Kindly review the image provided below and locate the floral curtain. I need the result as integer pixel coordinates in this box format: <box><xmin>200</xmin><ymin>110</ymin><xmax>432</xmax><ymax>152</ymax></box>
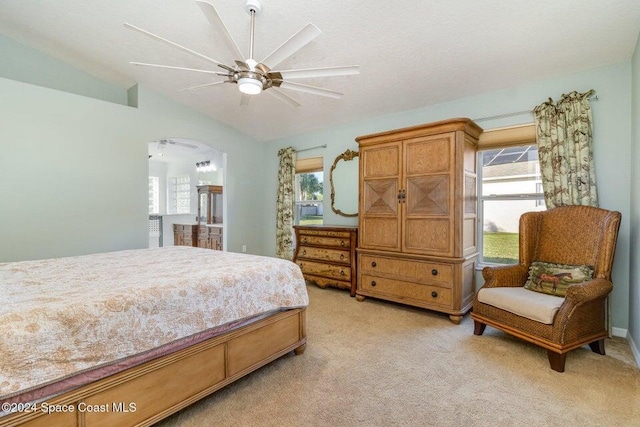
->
<box><xmin>534</xmin><ymin>90</ymin><xmax>598</xmax><ymax>209</ymax></box>
<box><xmin>276</xmin><ymin>147</ymin><xmax>296</xmax><ymax>259</ymax></box>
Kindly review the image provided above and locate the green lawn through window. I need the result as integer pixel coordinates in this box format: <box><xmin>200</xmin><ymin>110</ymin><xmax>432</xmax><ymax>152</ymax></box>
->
<box><xmin>299</xmin><ymin>215</ymin><xmax>323</xmax><ymax>225</ymax></box>
<box><xmin>483</xmin><ymin>232</ymin><xmax>518</xmax><ymax>264</ymax></box>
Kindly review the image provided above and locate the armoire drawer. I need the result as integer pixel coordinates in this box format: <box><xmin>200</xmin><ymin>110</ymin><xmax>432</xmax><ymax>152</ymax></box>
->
<box><xmin>360</xmin><ymin>274</ymin><xmax>452</xmax><ymax>307</ymax></box>
<box><xmin>296</xmin><ymin>260</ymin><xmax>351</xmax><ymax>281</ymax></box>
<box><xmin>297</xmin><ymin>246</ymin><xmax>351</xmax><ymax>264</ymax></box>
<box><xmin>359</xmin><ymin>254</ymin><xmax>453</xmax><ymax>287</ymax></box>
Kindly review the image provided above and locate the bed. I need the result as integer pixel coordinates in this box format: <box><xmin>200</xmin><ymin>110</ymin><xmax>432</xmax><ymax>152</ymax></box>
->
<box><xmin>0</xmin><ymin>247</ymin><xmax>308</xmax><ymax>427</ymax></box>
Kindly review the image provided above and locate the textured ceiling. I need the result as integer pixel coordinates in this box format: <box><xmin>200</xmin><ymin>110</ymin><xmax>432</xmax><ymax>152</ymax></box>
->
<box><xmin>1</xmin><ymin>0</ymin><xmax>639</xmax><ymax>142</ymax></box>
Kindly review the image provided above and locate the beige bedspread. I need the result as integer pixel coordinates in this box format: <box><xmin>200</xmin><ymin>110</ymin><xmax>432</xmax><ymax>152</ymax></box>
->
<box><xmin>0</xmin><ymin>247</ymin><xmax>308</xmax><ymax>399</ymax></box>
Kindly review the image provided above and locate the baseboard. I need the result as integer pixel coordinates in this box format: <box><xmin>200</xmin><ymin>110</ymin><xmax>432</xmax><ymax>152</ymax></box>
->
<box><xmin>629</xmin><ymin>334</ymin><xmax>640</xmax><ymax>369</ymax></box>
<box><xmin>612</xmin><ymin>327</ymin><xmax>627</xmax><ymax>338</ymax></box>
<box><xmin>611</xmin><ymin>327</ymin><xmax>640</xmax><ymax>368</ymax></box>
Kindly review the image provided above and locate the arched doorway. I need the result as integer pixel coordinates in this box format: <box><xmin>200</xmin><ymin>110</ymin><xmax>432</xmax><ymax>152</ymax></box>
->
<box><xmin>147</xmin><ymin>138</ymin><xmax>226</xmax><ymax>250</ymax></box>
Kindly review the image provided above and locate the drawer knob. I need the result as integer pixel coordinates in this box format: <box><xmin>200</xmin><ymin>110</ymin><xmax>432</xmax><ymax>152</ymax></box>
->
<box><xmin>431</xmin><ymin>291</ymin><xmax>438</xmax><ymax>298</ymax></box>
<box><xmin>371</xmin><ymin>280</ymin><xmax>377</xmax><ymax>287</ymax></box>
<box><xmin>340</xmin><ymin>270</ymin><xmax>345</xmax><ymax>276</ymax></box>
<box><xmin>302</xmin><ymin>237</ymin><xmax>307</xmax><ymax>243</ymax></box>
<box><xmin>371</xmin><ymin>261</ymin><xmax>377</xmax><ymax>267</ymax></box>
<box><xmin>340</xmin><ymin>240</ymin><xmax>345</xmax><ymax>247</ymax></box>
<box><xmin>302</xmin><ymin>250</ymin><xmax>306</xmax><ymax>255</ymax></box>
<box><xmin>340</xmin><ymin>254</ymin><xmax>345</xmax><ymax>260</ymax></box>
<box><xmin>431</xmin><ymin>269</ymin><xmax>438</xmax><ymax>276</ymax></box>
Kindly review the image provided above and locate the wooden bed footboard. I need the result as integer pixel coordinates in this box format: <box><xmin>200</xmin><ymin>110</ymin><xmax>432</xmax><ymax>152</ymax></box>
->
<box><xmin>1</xmin><ymin>308</ymin><xmax>307</xmax><ymax>427</ymax></box>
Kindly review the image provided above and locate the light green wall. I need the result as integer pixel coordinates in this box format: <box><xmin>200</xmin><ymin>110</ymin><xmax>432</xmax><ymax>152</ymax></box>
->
<box><xmin>0</xmin><ymin>79</ymin><xmax>265</xmax><ymax>261</ymax></box>
<box><xmin>264</xmin><ymin>62</ymin><xmax>633</xmax><ymax>331</ymax></box>
<box><xmin>0</xmin><ymin>34</ymin><xmax>127</xmax><ymax>105</ymax></box>
<box><xmin>629</xmin><ymin>32</ymin><xmax>640</xmax><ymax>356</ymax></box>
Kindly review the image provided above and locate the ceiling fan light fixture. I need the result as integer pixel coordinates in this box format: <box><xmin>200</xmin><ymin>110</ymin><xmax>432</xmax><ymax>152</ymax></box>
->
<box><xmin>238</xmin><ymin>77</ymin><xmax>263</xmax><ymax>95</ymax></box>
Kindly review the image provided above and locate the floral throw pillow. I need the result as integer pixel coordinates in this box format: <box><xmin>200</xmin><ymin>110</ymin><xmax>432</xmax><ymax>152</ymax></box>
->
<box><xmin>523</xmin><ymin>261</ymin><xmax>594</xmax><ymax>297</ymax></box>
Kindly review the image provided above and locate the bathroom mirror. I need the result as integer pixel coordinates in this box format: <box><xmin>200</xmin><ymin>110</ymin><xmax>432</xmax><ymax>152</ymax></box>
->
<box><xmin>330</xmin><ymin>149</ymin><xmax>359</xmax><ymax>217</ymax></box>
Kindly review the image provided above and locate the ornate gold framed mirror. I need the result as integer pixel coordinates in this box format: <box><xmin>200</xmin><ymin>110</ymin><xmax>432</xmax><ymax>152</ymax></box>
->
<box><xmin>330</xmin><ymin>149</ymin><xmax>359</xmax><ymax>217</ymax></box>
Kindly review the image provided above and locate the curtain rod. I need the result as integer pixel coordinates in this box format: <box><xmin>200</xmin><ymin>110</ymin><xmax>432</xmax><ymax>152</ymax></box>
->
<box><xmin>473</xmin><ymin>95</ymin><xmax>599</xmax><ymax>123</ymax></box>
<box><xmin>295</xmin><ymin>144</ymin><xmax>327</xmax><ymax>153</ymax></box>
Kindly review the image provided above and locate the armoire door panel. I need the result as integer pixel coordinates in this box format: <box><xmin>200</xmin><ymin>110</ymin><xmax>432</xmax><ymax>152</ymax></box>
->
<box><xmin>464</xmin><ymin>175</ymin><xmax>477</xmax><ymax>214</ymax></box>
<box><xmin>406</xmin><ymin>175</ymin><xmax>450</xmax><ymax>216</ymax></box>
<box><xmin>363</xmin><ymin>179</ymin><xmax>398</xmax><ymax>215</ymax></box>
<box><xmin>463</xmin><ymin>217</ymin><xmax>477</xmax><ymax>254</ymax></box>
<box><xmin>405</xmin><ymin>135</ymin><xmax>452</xmax><ymax>175</ymax></box>
<box><xmin>403</xmin><ymin>218</ymin><xmax>452</xmax><ymax>255</ymax></box>
<box><xmin>464</xmin><ymin>135</ymin><xmax>477</xmax><ymax>174</ymax></box>
<box><xmin>361</xmin><ymin>217</ymin><xmax>401</xmax><ymax>250</ymax></box>
<box><xmin>362</xmin><ymin>143</ymin><xmax>401</xmax><ymax>178</ymax></box>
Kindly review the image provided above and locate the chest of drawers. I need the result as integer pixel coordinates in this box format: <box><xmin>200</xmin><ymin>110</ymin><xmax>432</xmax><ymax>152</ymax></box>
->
<box><xmin>173</xmin><ymin>224</ymin><xmax>197</xmax><ymax>247</ymax></box>
<box><xmin>173</xmin><ymin>224</ymin><xmax>223</xmax><ymax>250</ymax></box>
<box><xmin>293</xmin><ymin>225</ymin><xmax>358</xmax><ymax>296</ymax></box>
<box><xmin>198</xmin><ymin>225</ymin><xmax>223</xmax><ymax>250</ymax></box>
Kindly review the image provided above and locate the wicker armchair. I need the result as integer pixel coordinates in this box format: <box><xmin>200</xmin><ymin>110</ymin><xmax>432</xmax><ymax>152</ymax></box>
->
<box><xmin>472</xmin><ymin>205</ymin><xmax>621</xmax><ymax>372</ymax></box>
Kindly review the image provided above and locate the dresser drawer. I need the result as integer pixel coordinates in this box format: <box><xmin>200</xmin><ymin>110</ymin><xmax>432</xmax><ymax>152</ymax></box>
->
<box><xmin>360</xmin><ymin>274</ymin><xmax>452</xmax><ymax>307</ymax></box>
<box><xmin>297</xmin><ymin>246</ymin><xmax>351</xmax><ymax>264</ymax></box>
<box><xmin>302</xmin><ymin>275</ymin><xmax>352</xmax><ymax>292</ymax></box>
<box><xmin>298</xmin><ymin>229</ymin><xmax>352</xmax><ymax>238</ymax></box>
<box><xmin>298</xmin><ymin>235</ymin><xmax>351</xmax><ymax>248</ymax></box>
<box><xmin>359</xmin><ymin>254</ymin><xmax>453</xmax><ymax>287</ymax></box>
<box><xmin>199</xmin><ymin>227</ymin><xmax>222</xmax><ymax>236</ymax></box>
<box><xmin>296</xmin><ymin>260</ymin><xmax>351</xmax><ymax>281</ymax></box>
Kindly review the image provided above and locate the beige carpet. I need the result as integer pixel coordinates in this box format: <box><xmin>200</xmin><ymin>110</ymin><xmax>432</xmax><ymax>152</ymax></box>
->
<box><xmin>158</xmin><ymin>284</ymin><xmax>640</xmax><ymax>427</ymax></box>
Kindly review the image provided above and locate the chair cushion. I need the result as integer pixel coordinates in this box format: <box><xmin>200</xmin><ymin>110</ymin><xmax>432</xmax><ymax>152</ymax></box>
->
<box><xmin>523</xmin><ymin>261</ymin><xmax>594</xmax><ymax>297</ymax></box>
<box><xmin>477</xmin><ymin>287</ymin><xmax>565</xmax><ymax>324</ymax></box>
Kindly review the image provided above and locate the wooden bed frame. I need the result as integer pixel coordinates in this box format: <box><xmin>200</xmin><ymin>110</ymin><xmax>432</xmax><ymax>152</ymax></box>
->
<box><xmin>0</xmin><ymin>308</ymin><xmax>306</xmax><ymax>427</ymax></box>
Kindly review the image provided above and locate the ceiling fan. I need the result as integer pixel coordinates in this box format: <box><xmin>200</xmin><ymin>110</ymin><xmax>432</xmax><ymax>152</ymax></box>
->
<box><xmin>156</xmin><ymin>139</ymin><xmax>198</xmax><ymax>149</ymax></box>
<box><xmin>124</xmin><ymin>0</ymin><xmax>359</xmax><ymax>107</ymax></box>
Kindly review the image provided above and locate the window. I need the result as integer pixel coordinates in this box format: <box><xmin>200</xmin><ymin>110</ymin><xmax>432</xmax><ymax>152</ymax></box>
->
<box><xmin>478</xmin><ymin>145</ymin><xmax>545</xmax><ymax>265</ymax></box>
<box><xmin>535</xmin><ymin>183</ymin><xmax>544</xmax><ymax>207</ymax></box>
<box><xmin>168</xmin><ymin>176</ymin><xmax>191</xmax><ymax>214</ymax></box>
<box><xmin>295</xmin><ymin>157</ymin><xmax>323</xmax><ymax>225</ymax></box>
<box><xmin>148</xmin><ymin>176</ymin><xmax>159</xmax><ymax>214</ymax></box>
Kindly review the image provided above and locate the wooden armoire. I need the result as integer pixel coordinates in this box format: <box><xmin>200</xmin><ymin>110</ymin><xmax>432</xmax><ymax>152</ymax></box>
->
<box><xmin>355</xmin><ymin>118</ymin><xmax>482</xmax><ymax>324</ymax></box>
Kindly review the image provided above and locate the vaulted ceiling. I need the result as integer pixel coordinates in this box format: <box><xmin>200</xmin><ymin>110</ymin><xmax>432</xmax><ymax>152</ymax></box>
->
<box><xmin>1</xmin><ymin>0</ymin><xmax>639</xmax><ymax>141</ymax></box>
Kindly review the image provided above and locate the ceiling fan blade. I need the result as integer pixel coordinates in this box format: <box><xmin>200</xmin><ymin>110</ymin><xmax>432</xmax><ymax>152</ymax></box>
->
<box><xmin>123</xmin><ymin>22</ymin><xmax>224</xmax><ymax>66</ymax></box>
<box><xmin>276</xmin><ymin>81</ymin><xmax>342</xmax><ymax>99</ymax></box>
<box><xmin>180</xmin><ymin>81</ymin><xmax>227</xmax><ymax>91</ymax></box>
<box><xmin>218</xmin><ymin>64</ymin><xmax>236</xmax><ymax>73</ymax></box>
<box><xmin>270</xmin><ymin>65</ymin><xmax>360</xmax><ymax>80</ymax></box>
<box><xmin>260</xmin><ymin>23</ymin><xmax>321</xmax><ymax>69</ymax></box>
<box><xmin>169</xmin><ymin>141</ymin><xmax>198</xmax><ymax>148</ymax></box>
<box><xmin>240</xmin><ymin>94</ymin><xmax>251</xmax><ymax>106</ymax></box>
<box><xmin>169</xmin><ymin>140</ymin><xmax>198</xmax><ymax>149</ymax></box>
<box><xmin>265</xmin><ymin>88</ymin><xmax>302</xmax><ymax>108</ymax></box>
<box><xmin>255</xmin><ymin>63</ymin><xmax>270</xmax><ymax>74</ymax></box>
<box><xmin>130</xmin><ymin>62</ymin><xmax>220</xmax><ymax>75</ymax></box>
<box><xmin>235</xmin><ymin>60</ymin><xmax>250</xmax><ymax>70</ymax></box>
<box><xmin>196</xmin><ymin>1</ymin><xmax>245</xmax><ymax>60</ymax></box>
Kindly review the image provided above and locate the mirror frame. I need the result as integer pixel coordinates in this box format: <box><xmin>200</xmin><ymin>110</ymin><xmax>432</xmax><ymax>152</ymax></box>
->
<box><xmin>330</xmin><ymin>149</ymin><xmax>359</xmax><ymax>217</ymax></box>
